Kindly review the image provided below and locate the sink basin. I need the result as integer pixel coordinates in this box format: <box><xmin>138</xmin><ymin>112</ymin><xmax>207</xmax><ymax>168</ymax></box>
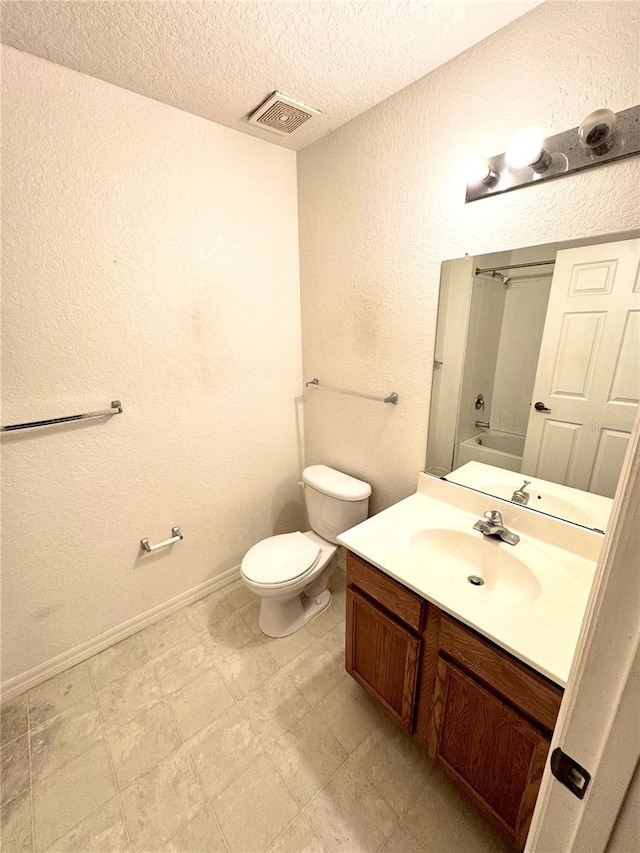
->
<box><xmin>410</xmin><ymin>528</ymin><xmax>542</xmax><ymax>604</ymax></box>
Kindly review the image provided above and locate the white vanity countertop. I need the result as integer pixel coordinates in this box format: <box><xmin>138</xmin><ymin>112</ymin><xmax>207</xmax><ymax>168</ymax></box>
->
<box><xmin>337</xmin><ymin>474</ymin><xmax>603</xmax><ymax>687</ymax></box>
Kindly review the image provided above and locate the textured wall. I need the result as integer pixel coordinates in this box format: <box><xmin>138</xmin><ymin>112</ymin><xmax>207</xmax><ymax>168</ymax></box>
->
<box><xmin>298</xmin><ymin>0</ymin><xmax>640</xmax><ymax>514</ymax></box>
<box><xmin>1</xmin><ymin>48</ymin><xmax>303</xmax><ymax>682</ymax></box>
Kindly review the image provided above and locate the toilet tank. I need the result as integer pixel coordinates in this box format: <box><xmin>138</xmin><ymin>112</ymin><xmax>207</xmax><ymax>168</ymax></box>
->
<box><xmin>301</xmin><ymin>465</ymin><xmax>371</xmax><ymax>544</ymax></box>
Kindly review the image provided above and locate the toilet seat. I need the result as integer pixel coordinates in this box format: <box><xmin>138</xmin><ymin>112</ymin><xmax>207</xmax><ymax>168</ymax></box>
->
<box><xmin>241</xmin><ymin>532</ymin><xmax>321</xmax><ymax>587</ymax></box>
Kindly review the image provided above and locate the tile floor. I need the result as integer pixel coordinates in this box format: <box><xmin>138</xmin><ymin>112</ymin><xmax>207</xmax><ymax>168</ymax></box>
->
<box><xmin>1</xmin><ymin>567</ymin><xmax>509</xmax><ymax>853</ymax></box>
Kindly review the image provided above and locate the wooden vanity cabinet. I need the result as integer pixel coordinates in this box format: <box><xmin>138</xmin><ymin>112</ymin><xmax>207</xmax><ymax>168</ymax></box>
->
<box><xmin>345</xmin><ymin>554</ymin><xmax>424</xmax><ymax>733</ymax></box>
<box><xmin>429</xmin><ymin>654</ymin><xmax>553</xmax><ymax>849</ymax></box>
<box><xmin>346</xmin><ymin>552</ymin><xmax>563</xmax><ymax>851</ymax></box>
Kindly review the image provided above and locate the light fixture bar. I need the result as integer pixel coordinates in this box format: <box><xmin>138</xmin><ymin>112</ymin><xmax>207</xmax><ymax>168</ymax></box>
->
<box><xmin>465</xmin><ymin>104</ymin><xmax>640</xmax><ymax>203</ymax></box>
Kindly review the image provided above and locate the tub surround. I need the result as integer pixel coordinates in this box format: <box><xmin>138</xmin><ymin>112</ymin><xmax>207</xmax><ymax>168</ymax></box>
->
<box><xmin>338</xmin><ymin>474</ymin><xmax>601</xmax><ymax>687</ymax></box>
<box><xmin>455</xmin><ymin>429</ymin><xmax>524</xmax><ymax>472</ymax></box>
<box><xmin>471</xmin><ymin>432</ymin><xmax>525</xmax><ymax>456</ymax></box>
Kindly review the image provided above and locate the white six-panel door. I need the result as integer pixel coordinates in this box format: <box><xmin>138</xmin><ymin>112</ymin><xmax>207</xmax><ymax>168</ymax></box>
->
<box><xmin>521</xmin><ymin>239</ymin><xmax>640</xmax><ymax>498</ymax></box>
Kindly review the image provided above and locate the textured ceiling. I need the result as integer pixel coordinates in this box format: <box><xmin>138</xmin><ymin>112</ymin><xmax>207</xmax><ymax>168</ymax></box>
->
<box><xmin>1</xmin><ymin>1</ymin><xmax>542</xmax><ymax>150</ymax></box>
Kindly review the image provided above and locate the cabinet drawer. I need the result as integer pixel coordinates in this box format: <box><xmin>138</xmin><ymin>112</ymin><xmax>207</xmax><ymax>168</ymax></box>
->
<box><xmin>439</xmin><ymin>615</ymin><xmax>563</xmax><ymax>732</ymax></box>
<box><xmin>347</xmin><ymin>553</ymin><xmax>424</xmax><ymax>631</ymax></box>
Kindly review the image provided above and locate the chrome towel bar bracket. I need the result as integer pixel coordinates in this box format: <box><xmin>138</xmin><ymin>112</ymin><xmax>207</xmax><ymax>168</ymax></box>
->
<box><xmin>305</xmin><ymin>378</ymin><xmax>399</xmax><ymax>405</ymax></box>
<box><xmin>2</xmin><ymin>400</ymin><xmax>123</xmax><ymax>432</ymax></box>
<box><xmin>141</xmin><ymin>526</ymin><xmax>183</xmax><ymax>553</ymax></box>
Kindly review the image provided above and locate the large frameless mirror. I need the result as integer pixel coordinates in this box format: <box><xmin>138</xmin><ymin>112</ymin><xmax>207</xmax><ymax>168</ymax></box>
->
<box><xmin>425</xmin><ymin>230</ymin><xmax>640</xmax><ymax>532</ymax></box>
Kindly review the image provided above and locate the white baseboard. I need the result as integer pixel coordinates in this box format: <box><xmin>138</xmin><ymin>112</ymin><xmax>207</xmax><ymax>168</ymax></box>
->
<box><xmin>0</xmin><ymin>566</ymin><xmax>241</xmax><ymax>701</ymax></box>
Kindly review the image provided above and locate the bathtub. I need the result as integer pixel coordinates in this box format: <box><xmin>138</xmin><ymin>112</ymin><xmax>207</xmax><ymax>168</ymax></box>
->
<box><xmin>455</xmin><ymin>430</ymin><xmax>525</xmax><ymax>473</ymax></box>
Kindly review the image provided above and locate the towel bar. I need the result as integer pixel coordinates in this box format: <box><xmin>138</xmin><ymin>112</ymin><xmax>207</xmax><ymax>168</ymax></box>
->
<box><xmin>305</xmin><ymin>378</ymin><xmax>398</xmax><ymax>405</ymax></box>
<box><xmin>2</xmin><ymin>400</ymin><xmax>123</xmax><ymax>432</ymax></box>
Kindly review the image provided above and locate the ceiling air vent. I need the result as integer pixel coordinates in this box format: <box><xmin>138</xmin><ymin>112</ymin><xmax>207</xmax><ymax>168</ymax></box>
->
<box><xmin>248</xmin><ymin>91</ymin><xmax>320</xmax><ymax>136</ymax></box>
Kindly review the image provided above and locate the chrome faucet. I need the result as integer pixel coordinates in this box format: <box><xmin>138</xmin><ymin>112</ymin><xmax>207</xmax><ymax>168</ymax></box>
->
<box><xmin>511</xmin><ymin>480</ymin><xmax>531</xmax><ymax>506</ymax></box>
<box><xmin>473</xmin><ymin>510</ymin><xmax>520</xmax><ymax>545</ymax></box>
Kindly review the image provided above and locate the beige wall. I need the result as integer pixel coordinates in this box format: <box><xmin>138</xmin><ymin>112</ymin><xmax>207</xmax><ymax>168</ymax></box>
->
<box><xmin>298</xmin><ymin>0</ymin><xmax>640</xmax><ymax>514</ymax></box>
<box><xmin>1</xmin><ymin>48</ymin><xmax>303</xmax><ymax>683</ymax></box>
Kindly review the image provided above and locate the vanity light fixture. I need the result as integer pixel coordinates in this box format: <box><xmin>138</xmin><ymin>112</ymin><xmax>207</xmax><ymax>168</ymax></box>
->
<box><xmin>578</xmin><ymin>108</ymin><xmax>617</xmax><ymax>155</ymax></box>
<box><xmin>465</xmin><ymin>104</ymin><xmax>640</xmax><ymax>202</ymax></box>
<box><xmin>465</xmin><ymin>156</ymin><xmax>499</xmax><ymax>187</ymax></box>
<box><xmin>505</xmin><ymin>126</ymin><xmax>551</xmax><ymax>173</ymax></box>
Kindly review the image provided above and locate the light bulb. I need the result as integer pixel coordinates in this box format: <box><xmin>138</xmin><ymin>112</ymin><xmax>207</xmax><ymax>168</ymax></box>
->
<box><xmin>578</xmin><ymin>109</ymin><xmax>616</xmax><ymax>155</ymax></box>
<box><xmin>506</xmin><ymin>126</ymin><xmax>549</xmax><ymax>171</ymax></box>
<box><xmin>465</xmin><ymin>157</ymin><xmax>498</xmax><ymax>187</ymax></box>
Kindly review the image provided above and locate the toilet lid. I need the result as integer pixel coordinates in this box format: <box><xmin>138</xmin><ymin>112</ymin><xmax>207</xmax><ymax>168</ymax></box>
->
<box><xmin>242</xmin><ymin>532</ymin><xmax>321</xmax><ymax>585</ymax></box>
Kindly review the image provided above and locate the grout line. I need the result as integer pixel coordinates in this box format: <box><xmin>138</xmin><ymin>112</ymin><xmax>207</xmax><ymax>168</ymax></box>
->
<box><xmin>299</xmin><ymin>742</ymin><xmax>352</xmax><ymax>814</ymax></box>
<box><xmin>138</xmin><ymin>611</ymin><xmax>198</xmax><ymax>660</ymax></box>
<box><xmin>0</xmin><ymin>784</ymin><xmax>32</xmax><ymax>812</ymax></box>
<box><xmin>179</xmin><ymin>709</ymin><xmax>254</xmax><ymax>851</ymax></box>
<box><xmin>24</xmin><ymin>686</ymin><xmax>95</xmax><ymax>738</ymax></box>
<box><xmin>88</xmin><ymin>660</ymin><xmax>134</xmax><ymax>853</ymax></box>
<box><xmin>206</xmin><ymin>804</ymin><xmax>231</xmax><ymax>853</ymax></box>
<box><xmin>26</xmin><ymin>693</ymin><xmax>36</xmax><ymax>853</ymax></box>
<box><xmin>263</xmin><ymin>639</ymin><xmax>287</xmax><ymax>669</ymax></box>
<box><xmin>148</xmin><ymin>627</ymin><xmax>252</xmax><ymax>706</ymax></box>
<box><xmin>211</xmin><ymin>736</ymin><xmax>303</xmax><ymax>853</ymax></box>
<box><xmin>145</xmin><ymin>648</ymin><xmax>233</xmax><ymax>852</ymax></box>
<box><xmin>262</xmin><ymin>747</ymin><xmax>306</xmax><ymax>814</ymax></box>
<box><xmin>182</xmin><ymin>700</ymin><xmax>309</xmax><ymax>846</ymax></box>
<box><xmin>348</xmin><ymin>718</ymin><xmax>436</xmax><ymax>831</ymax></box>
<box><xmin>89</xmin><ymin>635</ymin><xmax>154</xmax><ymax>691</ymax></box>
<box><xmin>29</xmin><ymin>675</ymin><xmax>124</xmax><ymax>853</ymax></box>
<box><xmin>399</xmin><ymin>762</ymin><xmax>432</xmax><ymax>818</ymax></box>
<box><xmin>302</xmin><ymin>753</ymin><xmax>401</xmax><ymax>853</ymax></box>
<box><xmin>344</xmin><ymin>729</ymin><xmax>408</xmax><ymax>817</ymax></box>
<box><xmin>263</xmin><ymin>806</ymin><xmax>313</xmax><ymax>853</ymax></box>
<box><xmin>28</xmin><ymin>688</ymin><xmax>167</xmax><ymax>792</ymax></box>
<box><xmin>297</xmin><ymin>805</ymin><xmax>329</xmax><ymax>853</ymax></box>
<box><xmin>0</xmin><ymin>723</ymin><xmax>31</xmax><ymax>750</ymax></box>
<box><xmin>375</xmin><ymin>816</ymin><xmax>402</xmax><ymax>853</ymax></box>
<box><xmin>160</xmin><ymin>801</ymin><xmax>230</xmax><ymax>853</ymax></box>
<box><xmin>182</xmin><ymin>591</ymin><xmax>234</xmax><ymax>636</ymax></box>
<box><xmin>397</xmin><ymin>819</ymin><xmax>428</xmax><ymax>853</ymax></box>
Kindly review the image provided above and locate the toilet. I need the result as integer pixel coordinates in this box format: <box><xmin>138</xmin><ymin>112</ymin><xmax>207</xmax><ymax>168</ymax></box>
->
<box><xmin>241</xmin><ymin>465</ymin><xmax>371</xmax><ymax>637</ymax></box>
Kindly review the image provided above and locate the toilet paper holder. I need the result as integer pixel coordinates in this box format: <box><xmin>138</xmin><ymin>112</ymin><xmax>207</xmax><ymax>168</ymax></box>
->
<box><xmin>141</xmin><ymin>526</ymin><xmax>183</xmax><ymax>553</ymax></box>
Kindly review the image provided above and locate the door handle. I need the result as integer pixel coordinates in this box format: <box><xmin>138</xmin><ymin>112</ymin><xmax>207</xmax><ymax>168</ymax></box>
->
<box><xmin>534</xmin><ymin>401</ymin><xmax>552</xmax><ymax>413</ymax></box>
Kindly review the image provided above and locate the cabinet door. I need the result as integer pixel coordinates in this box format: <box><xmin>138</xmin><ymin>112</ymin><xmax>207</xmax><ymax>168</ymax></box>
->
<box><xmin>346</xmin><ymin>587</ymin><xmax>421</xmax><ymax>733</ymax></box>
<box><xmin>431</xmin><ymin>655</ymin><xmax>550</xmax><ymax>850</ymax></box>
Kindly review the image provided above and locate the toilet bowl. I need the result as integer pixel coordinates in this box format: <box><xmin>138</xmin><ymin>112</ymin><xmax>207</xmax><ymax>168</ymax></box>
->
<box><xmin>241</xmin><ymin>466</ymin><xmax>371</xmax><ymax>637</ymax></box>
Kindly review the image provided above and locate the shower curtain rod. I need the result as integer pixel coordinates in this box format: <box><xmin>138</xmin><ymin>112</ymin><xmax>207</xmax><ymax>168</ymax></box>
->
<box><xmin>475</xmin><ymin>259</ymin><xmax>556</xmax><ymax>275</ymax></box>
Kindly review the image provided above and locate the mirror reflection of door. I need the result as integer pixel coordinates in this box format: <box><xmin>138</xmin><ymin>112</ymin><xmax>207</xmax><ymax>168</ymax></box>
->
<box><xmin>426</xmin><ymin>230</ymin><xmax>640</xmax><ymax>530</ymax></box>
<box><xmin>522</xmin><ymin>239</ymin><xmax>640</xmax><ymax>496</ymax></box>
